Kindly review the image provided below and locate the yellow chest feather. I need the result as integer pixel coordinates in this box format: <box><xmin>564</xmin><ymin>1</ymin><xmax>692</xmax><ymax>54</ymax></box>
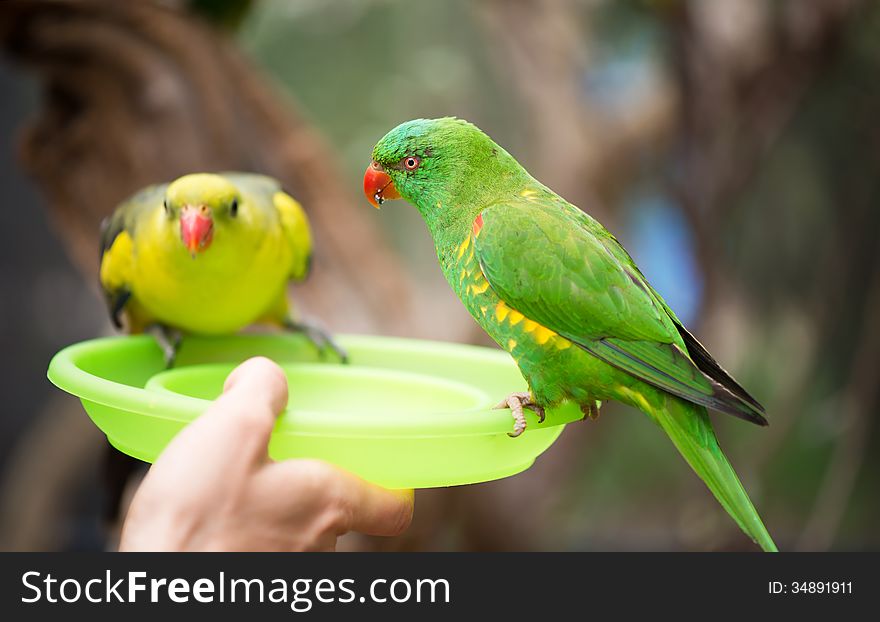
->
<box><xmin>104</xmin><ymin>211</ymin><xmax>293</xmax><ymax>334</ymax></box>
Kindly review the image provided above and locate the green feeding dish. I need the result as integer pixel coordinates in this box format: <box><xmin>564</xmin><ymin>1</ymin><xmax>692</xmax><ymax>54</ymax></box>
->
<box><xmin>47</xmin><ymin>334</ymin><xmax>580</xmax><ymax>488</ymax></box>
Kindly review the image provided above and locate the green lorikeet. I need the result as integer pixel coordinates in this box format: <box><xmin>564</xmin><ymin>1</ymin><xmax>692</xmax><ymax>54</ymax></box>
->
<box><xmin>363</xmin><ymin>118</ymin><xmax>776</xmax><ymax>552</ymax></box>
<box><xmin>100</xmin><ymin>172</ymin><xmax>345</xmax><ymax>363</ymax></box>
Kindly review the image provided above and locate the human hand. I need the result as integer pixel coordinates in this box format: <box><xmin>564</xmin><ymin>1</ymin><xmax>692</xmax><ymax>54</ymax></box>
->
<box><xmin>119</xmin><ymin>357</ymin><xmax>413</xmax><ymax>551</ymax></box>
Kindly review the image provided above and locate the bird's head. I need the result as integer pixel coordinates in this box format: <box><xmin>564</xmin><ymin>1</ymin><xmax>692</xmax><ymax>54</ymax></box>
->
<box><xmin>164</xmin><ymin>173</ymin><xmax>242</xmax><ymax>256</ymax></box>
<box><xmin>363</xmin><ymin>118</ymin><xmax>529</xmax><ymax>234</ymax></box>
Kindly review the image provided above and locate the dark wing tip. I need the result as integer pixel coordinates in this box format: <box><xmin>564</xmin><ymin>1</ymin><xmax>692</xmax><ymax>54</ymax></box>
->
<box><xmin>708</xmin><ymin>383</ymin><xmax>769</xmax><ymax>426</ymax></box>
<box><xmin>676</xmin><ymin>324</ymin><xmax>767</xmax><ymax>415</ymax></box>
<box><xmin>725</xmin><ymin>405</ymin><xmax>769</xmax><ymax>427</ymax></box>
<box><xmin>107</xmin><ymin>288</ymin><xmax>131</xmax><ymax>331</ymax></box>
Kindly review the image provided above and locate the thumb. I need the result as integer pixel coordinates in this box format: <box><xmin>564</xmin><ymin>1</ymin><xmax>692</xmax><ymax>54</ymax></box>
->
<box><xmin>220</xmin><ymin>356</ymin><xmax>289</xmax><ymax>420</ymax></box>
<box><xmin>160</xmin><ymin>357</ymin><xmax>289</xmax><ymax>469</ymax></box>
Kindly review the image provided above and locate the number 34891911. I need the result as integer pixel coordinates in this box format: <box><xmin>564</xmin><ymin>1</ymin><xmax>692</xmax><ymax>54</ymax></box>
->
<box><xmin>769</xmin><ymin>581</ymin><xmax>852</xmax><ymax>594</ymax></box>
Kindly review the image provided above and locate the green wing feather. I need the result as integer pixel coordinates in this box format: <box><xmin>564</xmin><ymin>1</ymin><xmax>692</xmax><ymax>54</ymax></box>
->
<box><xmin>99</xmin><ymin>183</ymin><xmax>166</xmax><ymax>260</ymax></box>
<box><xmin>592</xmin><ymin>222</ymin><xmax>766</xmax><ymax>415</ymax></box>
<box><xmin>473</xmin><ymin>196</ymin><xmax>767</xmax><ymax>425</ymax></box>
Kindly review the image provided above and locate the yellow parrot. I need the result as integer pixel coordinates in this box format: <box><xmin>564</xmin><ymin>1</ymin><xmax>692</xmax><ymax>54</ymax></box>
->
<box><xmin>99</xmin><ymin>172</ymin><xmax>345</xmax><ymax>363</ymax></box>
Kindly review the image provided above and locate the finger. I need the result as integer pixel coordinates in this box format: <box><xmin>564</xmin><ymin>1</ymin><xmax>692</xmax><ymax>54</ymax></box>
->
<box><xmin>263</xmin><ymin>460</ymin><xmax>414</xmax><ymax>537</ymax></box>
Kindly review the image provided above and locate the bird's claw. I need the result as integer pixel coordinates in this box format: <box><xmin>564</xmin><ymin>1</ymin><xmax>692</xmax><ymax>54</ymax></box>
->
<box><xmin>494</xmin><ymin>391</ymin><xmax>545</xmax><ymax>437</ymax></box>
<box><xmin>285</xmin><ymin>319</ymin><xmax>349</xmax><ymax>364</ymax></box>
<box><xmin>580</xmin><ymin>400</ymin><xmax>602</xmax><ymax>421</ymax></box>
<box><xmin>153</xmin><ymin>325</ymin><xmax>182</xmax><ymax>369</ymax></box>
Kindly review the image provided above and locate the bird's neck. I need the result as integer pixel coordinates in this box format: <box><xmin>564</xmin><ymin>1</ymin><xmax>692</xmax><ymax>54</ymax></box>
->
<box><xmin>420</xmin><ymin>201</ymin><xmax>483</xmax><ymax>263</ymax></box>
<box><xmin>417</xmin><ymin>160</ymin><xmax>534</xmax><ymax>261</ymax></box>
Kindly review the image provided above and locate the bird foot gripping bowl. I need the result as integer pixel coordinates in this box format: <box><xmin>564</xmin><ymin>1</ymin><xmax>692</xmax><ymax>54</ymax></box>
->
<box><xmin>47</xmin><ymin>334</ymin><xmax>581</xmax><ymax>488</ymax></box>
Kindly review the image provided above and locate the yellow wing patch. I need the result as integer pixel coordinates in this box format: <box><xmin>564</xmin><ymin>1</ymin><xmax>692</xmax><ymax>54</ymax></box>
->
<box><xmin>469</xmin><ymin>280</ymin><xmax>489</xmax><ymax>295</ymax></box>
<box><xmin>554</xmin><ymin>337</ymin><xmax>572</xmax><ymax>350</ymax></box>
<box><xmin>274</xmin><ymin>191</ymin><xmax>312</xmax><ymax>281</ymax></box>
<box><xmin>533</xmin><ymin>325</ymin><xmax>555</xmax><ymax>345</ymax></box>
<box><xmin>493</xmin><ymin>299</ymin><xmax>568</xmax><ymax>348</ymax></box>
<box><xmin>100</xmin><ymin>230</ymin><xmax>135</xmax><ymax>292</ymax></box>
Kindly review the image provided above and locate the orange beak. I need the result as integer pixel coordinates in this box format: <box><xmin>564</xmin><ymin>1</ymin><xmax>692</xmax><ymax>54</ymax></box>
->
<box><xmin>363</xmin><ymin>161</ymin><xmax>401</xmax><ymax>208</ymax></box>
<box><xmin>180</xmin><ymin>205</ymin><xmax>213</xmax><ymax>256</ymax></box>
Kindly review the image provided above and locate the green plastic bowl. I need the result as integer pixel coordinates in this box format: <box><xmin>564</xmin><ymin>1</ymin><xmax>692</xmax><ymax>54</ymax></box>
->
<box><xmin>47</xmin><ymin>334</ymin><xmax>580</xmax><ymax>488</ymax></box>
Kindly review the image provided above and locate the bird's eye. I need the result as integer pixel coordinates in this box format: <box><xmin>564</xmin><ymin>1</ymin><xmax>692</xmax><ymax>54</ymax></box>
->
<box><xmin>403</xmin><ymin>156</ymin><xmax>420</xmax><ymax>171</ymax></box>
<box><xmin>230</xmin><ymin>198</ymin><xmax>239</xmax><ymax>217</ymax></box>
<box><xmin>163</xmin><ymin>199</ymin><xmax>170</xmax><ymax>214</ymax></box>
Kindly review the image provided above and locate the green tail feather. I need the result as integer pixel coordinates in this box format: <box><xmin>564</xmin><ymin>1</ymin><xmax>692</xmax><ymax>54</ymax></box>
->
<box><xmin>647</xmin><ymin>396</ymin><xmax>777</xmax><ymax>552</ymax></box>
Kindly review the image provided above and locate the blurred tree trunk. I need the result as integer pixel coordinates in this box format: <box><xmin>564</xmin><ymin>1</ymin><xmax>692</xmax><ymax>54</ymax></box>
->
<box><xmin>664</xmin><ymin>0</ymin><xmax>858</xmax><ymax>330</ymax></box>
<box><xmin>663</xmin><ymin>0</ymin><xmax>871</xmax><ymax>550</ymax></box>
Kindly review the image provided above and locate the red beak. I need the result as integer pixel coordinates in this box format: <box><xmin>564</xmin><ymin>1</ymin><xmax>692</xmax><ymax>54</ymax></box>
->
<box><xmin>363</xmin><ymin>161</ymin><xmax>401</xmax><ymax>208</ymax></box>
<box><xmin>180</xmin><ymin>205</ymin><xmax>214</xmax><ymax>255</ymax></box>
